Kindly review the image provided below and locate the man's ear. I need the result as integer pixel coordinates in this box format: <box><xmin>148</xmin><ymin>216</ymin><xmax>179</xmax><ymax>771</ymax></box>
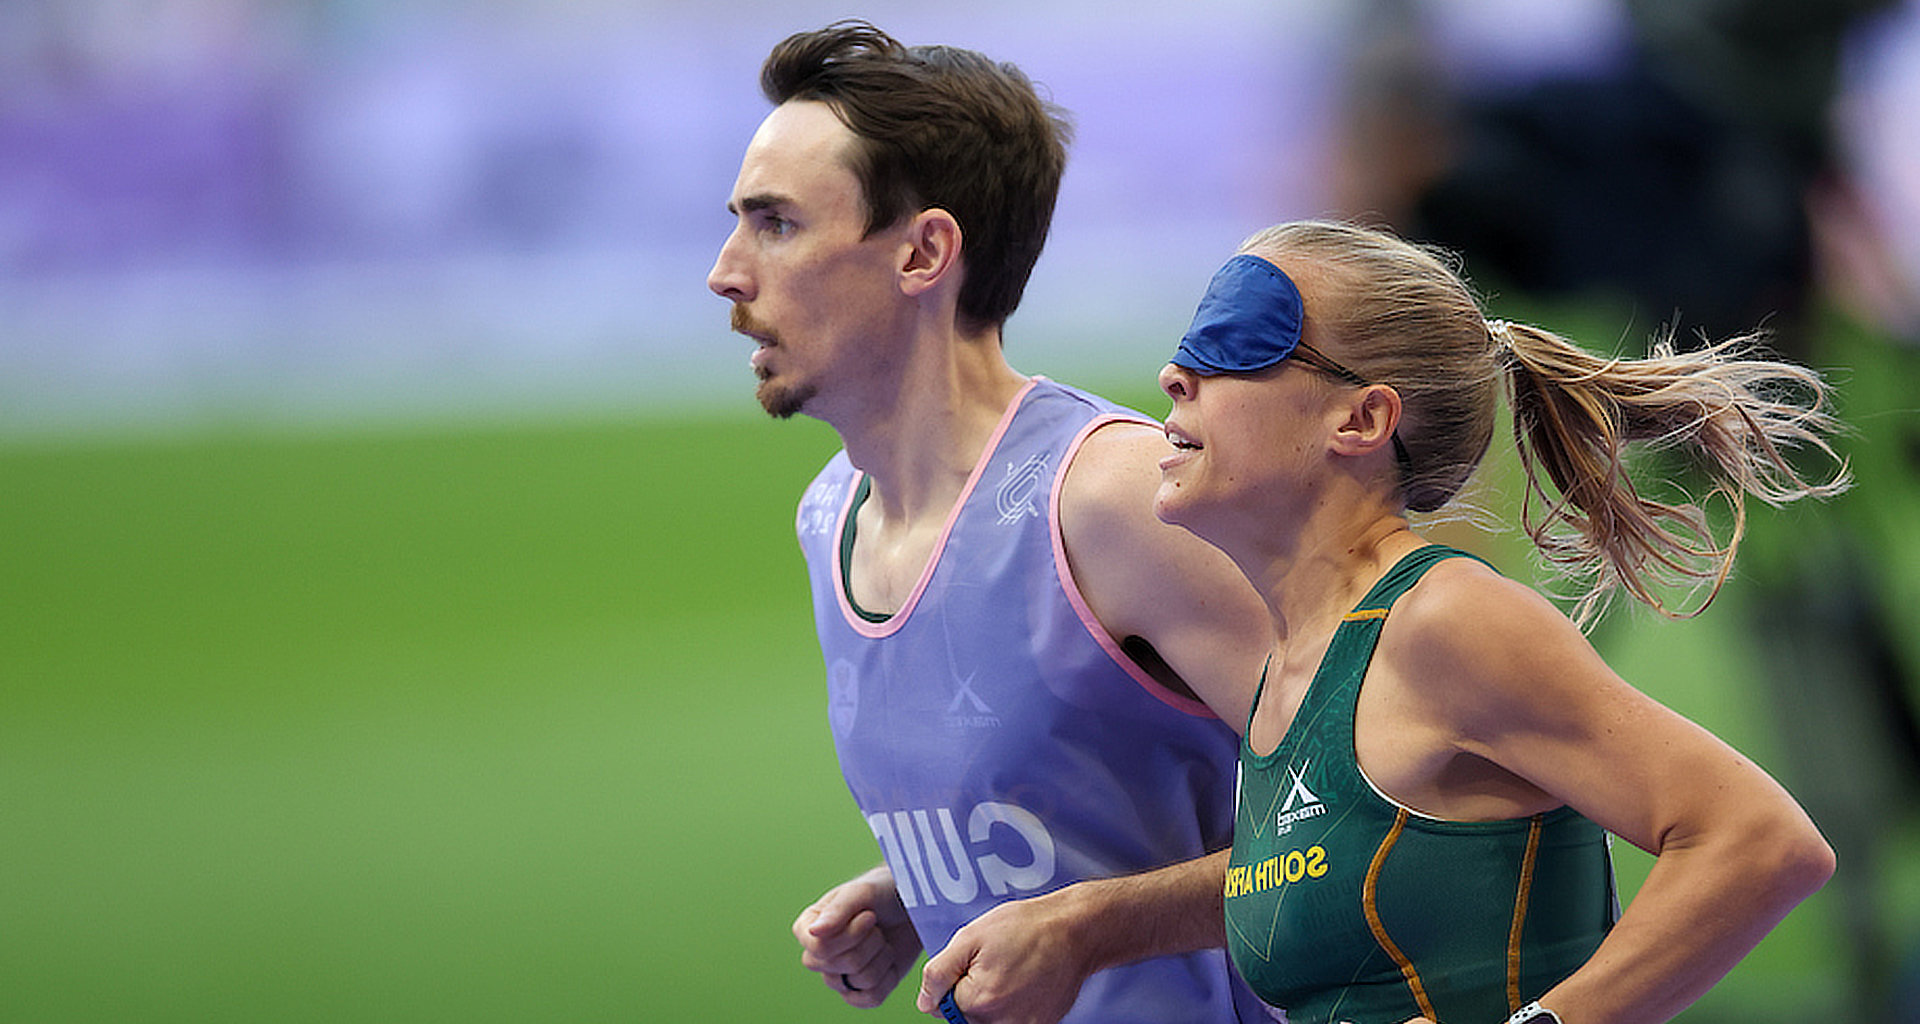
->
<box><xmin>899</xmin><ymin>208</ymin><xmax>963</xmax><ymax>297</ymax></box>
<box><xmin>1331</xmin><ymin>384</ymin><xmax>1403</xmax><ymax>459</ymax></box>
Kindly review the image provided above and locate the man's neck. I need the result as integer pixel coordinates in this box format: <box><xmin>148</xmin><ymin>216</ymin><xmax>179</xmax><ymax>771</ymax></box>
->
<box><xmin>837</xmin><ymin>331</ymin><xmax>1028</xmax><ymax>526</ymax></box>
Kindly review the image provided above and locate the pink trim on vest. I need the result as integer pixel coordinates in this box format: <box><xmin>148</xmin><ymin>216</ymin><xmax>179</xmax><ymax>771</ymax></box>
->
<box><xmin>832</xmin><ymin>378</ymin><xmax>1044</xmax><ymax>639</ymax></box>
<box><xmin>1051</xmin><ymin>414</ymin><xmax>1220</xmax><ymax>719</ymax></box>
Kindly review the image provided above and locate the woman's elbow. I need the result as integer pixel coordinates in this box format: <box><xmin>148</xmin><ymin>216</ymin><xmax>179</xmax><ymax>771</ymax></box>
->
<box><xmin>1783</xmin><ymin>825</ymin><xmax>1838</xmax><ymax>899</ymax></box>
<box><xmin>1758</xmin><ymin>808</ymin><xmax>1837</xmax><ymax>905</ymax></box>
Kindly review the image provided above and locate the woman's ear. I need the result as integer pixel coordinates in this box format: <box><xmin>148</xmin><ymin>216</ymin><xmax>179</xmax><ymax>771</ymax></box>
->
<box><xmin>899</xmin><ymin>208</ymin><xmax>963</xmax><ymax>297</ymax></box>
<box><xmin>1331</xmin><ymin>383</ymin><xmax>1403</xmax><ymax>458</ymax></box>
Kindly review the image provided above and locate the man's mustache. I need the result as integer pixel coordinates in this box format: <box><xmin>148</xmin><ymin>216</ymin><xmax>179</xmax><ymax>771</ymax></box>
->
<box><xmin>731</xmin><ymin>304</ymin><xmax>778</xmax><ymax>342</ymax></box>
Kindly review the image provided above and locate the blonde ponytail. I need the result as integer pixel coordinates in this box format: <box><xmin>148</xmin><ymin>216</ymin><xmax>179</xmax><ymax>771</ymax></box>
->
<box><xmin>1502</xmin><ymin>323</ymin><xmax>1850</xmax><ymax>626</ymax></box>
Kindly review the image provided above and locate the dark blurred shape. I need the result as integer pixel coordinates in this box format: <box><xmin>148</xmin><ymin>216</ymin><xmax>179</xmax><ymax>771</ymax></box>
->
<box><xmin>1408</xmin><ymin>0</ymin><xmax>1891</xmax><ymax>354</ymax></box>
<box><xmin>1413</xmin><ymin>63</ymin><xmax>1811</xmax><ymax>349</ymax></box>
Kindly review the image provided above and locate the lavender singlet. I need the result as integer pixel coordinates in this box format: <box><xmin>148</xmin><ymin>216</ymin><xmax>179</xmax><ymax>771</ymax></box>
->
<box><xmin>795</xmin><ymin>378</ymin><xmax>1268</xmax><ymax>1023</ymax></box>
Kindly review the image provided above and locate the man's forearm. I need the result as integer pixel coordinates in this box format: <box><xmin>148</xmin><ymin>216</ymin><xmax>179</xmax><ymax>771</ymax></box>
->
<box><xmin>1053</xmin><ymin>848</ymin><xmax>1230</xmax><ymax>971</ymax></box>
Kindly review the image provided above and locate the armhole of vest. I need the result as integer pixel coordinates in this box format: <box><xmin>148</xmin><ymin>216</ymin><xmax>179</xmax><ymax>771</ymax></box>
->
<box><xmin>1347</xmin><ymin>549</ymin><xmax>1565</xmax><ymax>834</ymax></box>
<box><xmin>1050</xmin><ymin>413</ymin><xmax>1220</xmax><ymax>719</ymax></box>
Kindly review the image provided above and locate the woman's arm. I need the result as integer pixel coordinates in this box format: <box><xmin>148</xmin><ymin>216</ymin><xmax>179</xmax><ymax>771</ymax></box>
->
<box><xmin>1381</xmin><ymin>563</ymin><xmax>1834</xmax><ymax>1024</ymax></box>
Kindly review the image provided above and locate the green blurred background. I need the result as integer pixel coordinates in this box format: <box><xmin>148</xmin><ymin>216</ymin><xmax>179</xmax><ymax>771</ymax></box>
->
<box><xmin>6</xmin><ymin>2</ymin><xmax>1920</xmax><ymax>1022</ymax></box>
<box><xmin>6</xmin><ymin>321</ymin><xmax>1918</xmax><ymax>1022</ymax></box>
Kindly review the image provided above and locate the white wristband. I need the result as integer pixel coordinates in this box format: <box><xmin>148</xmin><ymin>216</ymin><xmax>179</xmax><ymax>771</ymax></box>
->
<box><xmin>1505</xmin><ymin>1001</ymin><xmax>1562</xmax><ymax>1024</ymax></box>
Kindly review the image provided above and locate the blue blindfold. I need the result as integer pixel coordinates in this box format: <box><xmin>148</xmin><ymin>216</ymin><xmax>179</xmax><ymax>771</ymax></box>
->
<box><xmin>1169</xmin><ymin>254</ymin><xmax>1305</xmax><ymax>375</ymax></box>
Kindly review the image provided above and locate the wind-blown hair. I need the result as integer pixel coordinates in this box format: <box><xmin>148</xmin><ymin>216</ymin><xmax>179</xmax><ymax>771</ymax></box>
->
<box><xmin>1244</xmin><ymin>220</ymin><xmax>1851</xmax><ymax>626</ymax></box>
<box><xmin>761</xmin><ymin>20</ymin><xmax>1072</xmax><ymax>333</ymax></box>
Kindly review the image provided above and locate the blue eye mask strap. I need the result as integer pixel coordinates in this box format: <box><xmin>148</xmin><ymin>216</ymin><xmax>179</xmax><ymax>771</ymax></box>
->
<box><xmin>1169</xmin><ymin>254</ymin><xmax>1303</xmax><ymax>374</ymax></box>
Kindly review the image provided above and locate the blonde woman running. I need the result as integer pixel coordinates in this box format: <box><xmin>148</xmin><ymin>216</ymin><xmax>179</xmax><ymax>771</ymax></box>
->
<box><xmin>1154</xmin><ymin>220</ymin><xmax>1848</xmax><ymax>1024</ymax></box>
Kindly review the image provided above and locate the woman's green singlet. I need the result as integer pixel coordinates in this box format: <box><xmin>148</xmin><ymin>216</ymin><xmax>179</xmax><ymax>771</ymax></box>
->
<box><xmin>1225</xmin><ymin>546</ymin><xmax>1617</xmax><ymax>1024</ymax></box>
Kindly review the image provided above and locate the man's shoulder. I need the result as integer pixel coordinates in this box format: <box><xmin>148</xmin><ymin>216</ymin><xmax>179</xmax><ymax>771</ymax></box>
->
<box><xmin>1028</xmin><ymin>377</ymin><xmax>1155</xmax><ymax>425</ymax></box>
<box><xmin>1062</xmin><ymin>419</ymin><xmax>1166</xmax><ymax>504</ymax></box>
<box><xmin>1053</xmin><ymin>419</ymin><xmax>1173</xmax><ymax>592</ymax></box>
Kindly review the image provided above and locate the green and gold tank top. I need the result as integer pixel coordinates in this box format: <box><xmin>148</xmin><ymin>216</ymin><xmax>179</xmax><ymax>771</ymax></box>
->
<box><xmin>1225</xmin><ymin>545</ymin><xmax>1617</xmax><ymax>1024</ymax></box>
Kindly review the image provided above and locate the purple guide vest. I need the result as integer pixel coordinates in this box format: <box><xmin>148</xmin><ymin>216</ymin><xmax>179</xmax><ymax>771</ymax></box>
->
<box><xmin>796</xmin><ymin>378</ymin><xmax>1270</xmax><ymax>1023</ymax></box>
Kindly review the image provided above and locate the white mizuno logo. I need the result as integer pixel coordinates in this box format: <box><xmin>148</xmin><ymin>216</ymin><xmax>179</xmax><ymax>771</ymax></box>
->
<box><xmin>1276</xmin><ymin>760</ymin><xmax>1327</xmax><ymax>835</ymax></box>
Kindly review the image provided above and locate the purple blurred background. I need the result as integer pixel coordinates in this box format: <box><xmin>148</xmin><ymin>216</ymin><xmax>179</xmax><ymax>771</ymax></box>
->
<box><xmin>1</xmin><ymin>0</ymin><xmax>1914</xmax><ymax>433</ymax></box>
